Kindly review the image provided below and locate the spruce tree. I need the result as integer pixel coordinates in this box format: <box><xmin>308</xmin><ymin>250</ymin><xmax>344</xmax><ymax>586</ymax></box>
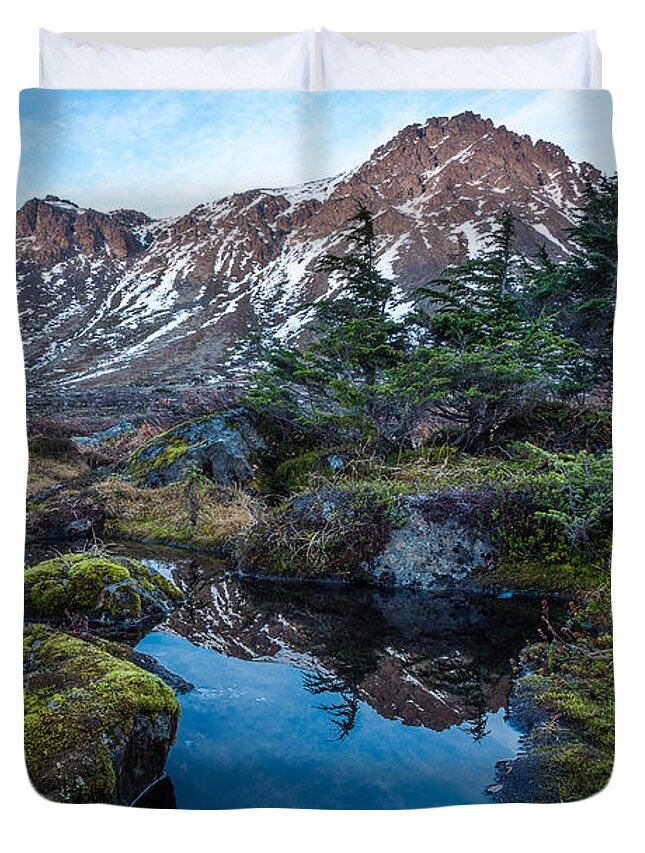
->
<box><xmin>247</xmin><ymin>204</ymin><xmax>410</xmax><ymax>447</ymax></box>
<box><xmin>529</xmin><ymin>174</ymin><xmax>617</xmax><ymax>388</ymax></box>
<box><xmin>396</xmin><ymin>211</ymin><xmax>576</xmax><ymax>450</ymax></box>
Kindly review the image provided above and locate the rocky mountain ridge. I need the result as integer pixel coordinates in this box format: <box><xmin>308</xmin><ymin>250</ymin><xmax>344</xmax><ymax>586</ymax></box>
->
<box><xmin>17</xmin><ymin>111</ymin><xmax>599</xmax><ymax>390</ymax></box>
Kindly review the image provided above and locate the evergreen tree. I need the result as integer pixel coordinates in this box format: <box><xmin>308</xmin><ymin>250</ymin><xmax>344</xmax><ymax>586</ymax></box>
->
<box><xmin>396</xmin><ymin>212</ymin><xmax>577</xmax><ymax>450</ymax></box>
<box><xmin>309</xmin><ymin>204</ymin><xmax>408</xmax><ymax>388</ymax></box>
<box><xmin>529</xmin><ymin>174</ymin><xmax>617</xmax><ymax>387</ymax></box>
<box><xmin>419</xmin><ymin>210</ymin><xmax>528</xmax><ymax>349</ymax></box>
<box><xmin>247</xmin><ymin>190</ymin><xmax>613</xmax><ymax>455</ymax></box>
<box><xmin>247</xmin><ymin>204</ymin><xmax>410</xmax><ymax>447</ymax></box>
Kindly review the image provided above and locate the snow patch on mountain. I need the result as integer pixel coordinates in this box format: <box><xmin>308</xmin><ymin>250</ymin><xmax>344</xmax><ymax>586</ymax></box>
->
<box><xmin>451</xmin><ymin>222</ymin><xmax>486</xmax><ymax>259</ymax></box>
<box><xmin>377</xmin><ymin>234</ymin><xmax>410</xmax><ymax>279</ymax></box>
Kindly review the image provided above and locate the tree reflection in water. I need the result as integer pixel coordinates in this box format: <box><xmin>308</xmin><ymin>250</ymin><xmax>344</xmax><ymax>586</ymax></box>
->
<box><xmin>462</xmin><ymin>700</ymin><xmax>491</xmax><ymax>742</ymax></box>
<box><xmin>302</xmin><ymin>668</ymin><xmax>359</xmax><ymax>740</ymax></box>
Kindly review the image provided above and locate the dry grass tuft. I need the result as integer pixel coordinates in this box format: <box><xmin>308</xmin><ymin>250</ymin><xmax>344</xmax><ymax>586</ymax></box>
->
<box><xmin>97</xmin><ymin>477</ymin><xmax>262</xmax><ymax>551</ymax></box>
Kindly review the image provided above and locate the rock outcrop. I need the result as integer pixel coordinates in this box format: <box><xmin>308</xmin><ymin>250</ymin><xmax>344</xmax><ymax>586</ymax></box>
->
<box><xmin>16</xmin><ymin>196</ymin><xmax>152</xmax><ymax>265</ymax></box>
<box><xmin>240</xmin><ymin>485</ymin><xmax>495</xmax><ymax>590</ymax></box>
<box><xmin>124</xmin><ymin>409</ymin><xmax>265</xmax><ymax>487</ymax></box>
<box><xmin>71</xmin><ymin>420</ymin><xmax>136</xmax><ymax>448</ymax></box>
<box><xmin>366</xmin><ymin>493</ymin><xmax>494</xmax><ymax>590</ymax></box>
<box><xmin>23</xmin><ymin>624</ymin><xmax>180</xmax><ymax>804</ymax></box>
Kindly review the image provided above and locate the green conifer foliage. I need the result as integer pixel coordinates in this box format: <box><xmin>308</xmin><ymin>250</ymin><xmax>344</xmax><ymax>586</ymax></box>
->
<box><xmin>247</xmin><ymin>204</ymin><xmax>410</xmax><ymax>447</ymax></box>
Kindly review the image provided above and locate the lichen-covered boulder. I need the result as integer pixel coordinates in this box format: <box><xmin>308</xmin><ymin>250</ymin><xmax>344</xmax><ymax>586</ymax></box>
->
<box><xmin>23</xmin><ymin>624</ymin><xmax>180</xmax><ymax>804</ymax></box>
<box><xmin>124</xmin><ymin>409</ymin><xmax>265</xmax><ymax>488</ymax></box>
<box><xmin>72</xmin><ymin>420</ymin><xmax>136</xmax><ymax>448</ymax></box>
<box><xmin>365</xmin><ymin>493</ymin><xmax>495</xmax><ymax>590</ymax></box>
<box><xmin>24</xmin><ymin>552</ymin><xmax>183</xmax><ymax>632</ymax></box>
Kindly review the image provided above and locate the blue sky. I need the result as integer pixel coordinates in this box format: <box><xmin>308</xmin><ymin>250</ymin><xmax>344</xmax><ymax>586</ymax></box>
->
<box><xmin>18</xmin><ymin>89</ymin><xmax>615</xmax><ymax>219</ymax></box>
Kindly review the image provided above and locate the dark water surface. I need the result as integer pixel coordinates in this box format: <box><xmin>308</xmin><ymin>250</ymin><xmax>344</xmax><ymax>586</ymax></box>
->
<box><xmin>120</xmin><ymin>545</ymin><xmax>544</xmax><ymax>810</ymax></box>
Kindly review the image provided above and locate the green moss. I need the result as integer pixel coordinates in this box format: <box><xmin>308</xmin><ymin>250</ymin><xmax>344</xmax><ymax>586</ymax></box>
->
<box><xmin>511</xmin><ymin>589</ymin><xmax>614</xmax><ymax>802</ymax></box>
<box><xmin>124</xmin><ymin>412</ymin><xmax>235</xmax><ymax>486</ymax></box>
<box><xmin>24</xmin><ymin>552</ymin><xmax>182</xmax><ymax>624</ymax></box>
<box><xmin>273</xmin><ymin>447</ymin><xmax>353</xmax><ymax>493</ymax></box>
<box><xmin>126</xmin><ymin>435</ymin><xmax>193</xmax><ymax>484</ymax></box>
<box><xmin>482</xmin><ymin>554</ymin><xmax>609</xmax><ymax>594</ymax></box>
<box><xmin>512</xmin><ymin>692</ymin><xmax>614</xmax><ymax>802</ymax></box>
<box><xmin>66</xmin><ymin>560</ymin><xmax>130</xmax><ymax>609</ymax></box>
<box><xmin>540</xmin><ymin>742</ymin><xmax>613</xmax><ymax>801</ymax></box>
<box><xmin>23</xmin><ymin>566</ymin><xmax>68</xmax><ymax>614</ymax></box>
<box><xmin>23</xmin><ymin>624</ymin><xmax>180</xmax><ymax>804</ymax></box>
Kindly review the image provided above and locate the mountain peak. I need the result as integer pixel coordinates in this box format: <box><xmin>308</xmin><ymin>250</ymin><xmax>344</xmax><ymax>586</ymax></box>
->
<box><xmin>17</xmin><ymin>195</ymin><xmax>152</xmax><ymax>264</ymax></box>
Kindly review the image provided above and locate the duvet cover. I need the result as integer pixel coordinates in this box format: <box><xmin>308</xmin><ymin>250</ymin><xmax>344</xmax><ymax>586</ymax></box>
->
<box><xmin>18</xmin><ymin>88</ymin><xmax>616</xmax><ymax>808</ymax></box>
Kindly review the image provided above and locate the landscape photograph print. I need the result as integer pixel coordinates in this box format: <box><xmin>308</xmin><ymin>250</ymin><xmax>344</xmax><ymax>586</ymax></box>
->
<box><xmin>17</xmin><ymin>88</ymin><xmax>615</xmax><ymax>808</ymax></box>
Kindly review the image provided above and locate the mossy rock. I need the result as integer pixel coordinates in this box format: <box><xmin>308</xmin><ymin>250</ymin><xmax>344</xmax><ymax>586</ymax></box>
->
<box><xmin>24</xmin><ymin>552</ymin><xmax>183</xmax><ymax>633</ymax></box>
<box><xmin>23</xmin><ymin>624</ymin><xmax>180</xmax><ymax>804</ymax></box>
<box><xmin>493</xmin><ymin>591</ymin><xmax>613</xmax><ymax>803</ymax></box>
<box><xmin>124</xmin><ymin>409</ymin><xmax>266</xmax><ymax>488</ymax></box>
<box><xmin>273</xmin><ymin>447</ymin><xmax>355</xmax><ymax>493</ymax></box>
<box><xmin>71</xmin><ymin>420</ymin><xmax>136</xmax><ymax>447</ymax></box>
<box><xmin>493</xmin><ymin>675</ymin><xmax>614</xmax><ymax>803</ymax></box>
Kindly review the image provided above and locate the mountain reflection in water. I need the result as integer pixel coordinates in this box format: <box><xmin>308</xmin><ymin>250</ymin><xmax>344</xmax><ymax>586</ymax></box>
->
<box><xmin>128</xmin><ymin>546</ymin><xmax>545</xmax><ymax>809</ymax></box>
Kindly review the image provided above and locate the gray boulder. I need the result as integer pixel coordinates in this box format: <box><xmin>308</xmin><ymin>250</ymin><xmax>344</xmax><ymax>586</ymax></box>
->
<box><xmin>124</xmin><ymin>408</ymin><xmax>265</xmax><ymax>487</ymax></box>
<box><xmin>365</xmin><ymin>493</ymin><xmax>495</xmax><ymax>590</ymax></box>
<box><xmin>241</xmin><ymin>485</ymin><xmax>496</xmax><ymax>590</ymax></box>
<box><xmin>72</xmin><ymin>420</ymin><xmax>136</xmax><ymax>447</ymax></box>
